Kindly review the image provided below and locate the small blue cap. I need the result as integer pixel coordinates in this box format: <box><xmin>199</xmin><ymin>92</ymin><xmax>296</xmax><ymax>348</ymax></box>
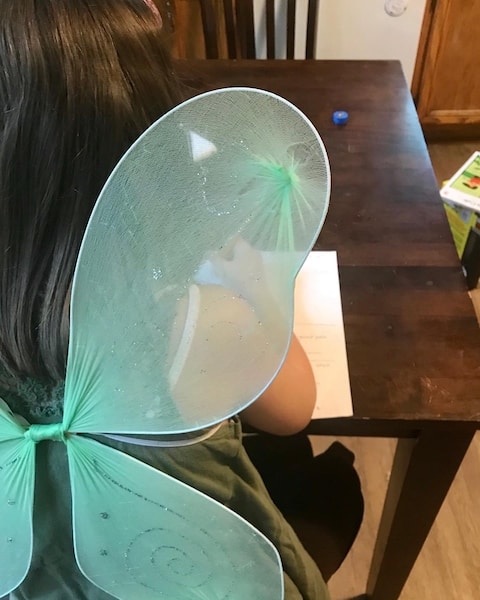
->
<box><xmin>333</xmin><ymin>110</ymin><xmax>349</xmax><ymax>125</ymax></box>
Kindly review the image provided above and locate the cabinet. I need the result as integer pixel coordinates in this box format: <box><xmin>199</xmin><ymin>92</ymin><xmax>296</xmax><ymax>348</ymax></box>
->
<box><xmin>412</xmin><ymin>0</ymin><xmax>480</xmax><ymax>140</ymax></box>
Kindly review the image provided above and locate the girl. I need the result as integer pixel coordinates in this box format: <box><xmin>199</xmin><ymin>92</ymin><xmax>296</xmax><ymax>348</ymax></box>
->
<box><xmin>0</xmin><ymin>1</ymin><xmax>361</xmax><ymax>597</ymax></box>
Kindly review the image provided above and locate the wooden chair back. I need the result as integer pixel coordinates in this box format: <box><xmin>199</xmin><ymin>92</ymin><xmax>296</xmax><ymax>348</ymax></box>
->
<box><xmin>166</xmin><ymin>1</ymin><xmax>319</xmax><ymax>60</ymax></box>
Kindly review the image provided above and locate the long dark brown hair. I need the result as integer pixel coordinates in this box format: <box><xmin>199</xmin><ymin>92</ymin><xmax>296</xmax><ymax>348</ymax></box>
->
<box><xmin>0</xmin><ymin>0</ymin><xmax>181</xmax><ymax>380</ymax></box>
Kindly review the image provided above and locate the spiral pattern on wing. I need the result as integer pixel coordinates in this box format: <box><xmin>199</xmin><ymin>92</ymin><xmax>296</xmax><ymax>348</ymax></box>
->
<box><xmin>125</xmin><ymin>524</ymin><xmax>233</xmax><ymax>596</ymax></box>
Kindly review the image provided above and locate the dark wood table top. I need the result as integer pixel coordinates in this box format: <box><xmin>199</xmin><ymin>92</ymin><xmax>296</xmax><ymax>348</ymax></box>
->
<box><xmin>175</xmin><ymin>60</ymin><xmax>480</xmax><ymax>432</ymax></box>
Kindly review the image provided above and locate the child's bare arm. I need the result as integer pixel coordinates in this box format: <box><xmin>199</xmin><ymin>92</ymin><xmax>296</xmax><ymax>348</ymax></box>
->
<box><xmin>240</xmin><ymin>334</ymin><xmax>316</xmax><ymax>435</ymax></box>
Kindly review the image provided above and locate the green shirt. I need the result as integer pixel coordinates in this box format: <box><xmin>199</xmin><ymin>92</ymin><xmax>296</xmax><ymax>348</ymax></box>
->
<box><xmin>0</xmin><ymin>371</ymin><xmax>329</xmax><ymax>600</ymax></box>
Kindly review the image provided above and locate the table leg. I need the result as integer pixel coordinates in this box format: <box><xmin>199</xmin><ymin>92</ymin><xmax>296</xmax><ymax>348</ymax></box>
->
<box><xmin>366</xmin><ymin>429</ymin><xmax>475</xmax><ymax>600</ymax></box>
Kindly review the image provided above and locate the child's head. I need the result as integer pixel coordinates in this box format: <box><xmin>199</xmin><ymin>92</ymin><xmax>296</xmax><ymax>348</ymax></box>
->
<box><xmin>0</xmin><ymin>0</ymin><xmax>181</xmax><ymax>380</ymax></box>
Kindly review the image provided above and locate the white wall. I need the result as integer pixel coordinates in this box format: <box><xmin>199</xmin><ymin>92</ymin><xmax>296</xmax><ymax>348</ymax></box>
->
<box><xmin>253</xmin><ymin>0</ymin><xmax>427</xmax><ymax>85</ymax></box>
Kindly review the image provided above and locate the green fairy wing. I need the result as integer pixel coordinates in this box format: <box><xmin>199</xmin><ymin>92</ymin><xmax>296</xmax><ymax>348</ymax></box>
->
<box><xmin>64</xmin><ymin>87</ymin><xmax>330</xmax><ymax>435</ymax></box>
<box><xmin>61</xmin><ymin>88</ymin><xmax>329</xmax><ymax>597</ymax></box>
<box><xmin>0</xmin><ymin>400</ymin><xmax>35</xmax><ymax>596</ymax></box>
<box><xmin>68</xmin><ymin>435</ymin><xmax>282</xmax><ymax>599</ymax></box>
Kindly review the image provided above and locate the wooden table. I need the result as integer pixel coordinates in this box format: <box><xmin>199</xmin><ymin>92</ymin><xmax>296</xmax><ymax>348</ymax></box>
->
<box><xmin>175</xmin><ymin>60</ymin><xmax>480</xmax><ymax>600</ymax></box>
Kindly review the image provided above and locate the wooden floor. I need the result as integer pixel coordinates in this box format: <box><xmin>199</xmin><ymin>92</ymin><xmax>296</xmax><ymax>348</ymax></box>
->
<box><xmin>311</xmin><ymin>140</ymin><xmax>480</xmax><ymax>600</ymax></box>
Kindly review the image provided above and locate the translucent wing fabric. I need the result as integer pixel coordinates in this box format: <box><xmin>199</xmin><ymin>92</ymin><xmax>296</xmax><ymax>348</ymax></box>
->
<box><xmin>0</xmin><ymin>400</ymin><xmax>34</xmax><ymax>594</ymax></box>
<box><xmin>68</xmin><ymin>436</ymin><xmax>283</xmax><ymax>599</ymax></box>
<box><xmin>65</xmin><ymin>87</ymin><xmax>330</xmax><ymax>435</ymax></box>
<box><xmin>0</xmin><ymin>88</ymin><xmax>330</xmax><ymax>598</ymax></box>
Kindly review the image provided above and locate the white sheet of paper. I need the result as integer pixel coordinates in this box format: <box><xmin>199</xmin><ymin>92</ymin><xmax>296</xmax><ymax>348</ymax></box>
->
<box><xmin>294</xmin><ymin>252</ymin><xmax>353</xmax><ymax>419</ymax></box>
